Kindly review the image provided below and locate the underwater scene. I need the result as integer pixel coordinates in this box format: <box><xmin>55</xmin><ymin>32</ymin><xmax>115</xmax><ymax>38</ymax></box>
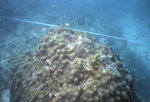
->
<box><xmin>0</xmin><ymin>0</ymin><xmax>150</xmax><ymax>102</ymax></box>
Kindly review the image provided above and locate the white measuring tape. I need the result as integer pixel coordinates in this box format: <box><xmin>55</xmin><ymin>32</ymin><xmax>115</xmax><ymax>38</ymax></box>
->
<box><xmin>0</xmin><ymin>16</ymin><xmax>143</xmax><ymax>44</ymax></box>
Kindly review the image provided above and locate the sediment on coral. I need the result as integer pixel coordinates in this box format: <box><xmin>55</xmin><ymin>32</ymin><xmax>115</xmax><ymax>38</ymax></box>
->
<box><xmin>10</xmin><ymin>26</ymin><xmax>139</xmax><ymax>102</ymax></box>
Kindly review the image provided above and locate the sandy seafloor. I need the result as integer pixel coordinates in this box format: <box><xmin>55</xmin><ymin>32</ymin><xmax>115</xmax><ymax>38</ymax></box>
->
<box><xmin>0</xmin><ymin>0</ymin><xmax>150</xmax><ymax>102</ymax></box>
<box><xmin>1</xmin><ymin>90</ymin><xmax>9</xmax><ymax>102</ymax></box>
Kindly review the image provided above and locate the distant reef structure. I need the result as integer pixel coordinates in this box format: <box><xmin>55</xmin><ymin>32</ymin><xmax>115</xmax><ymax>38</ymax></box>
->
<box><xmin>10</xmin><ymin>27</ymin><xmax>139</xmax><ymax>102</ymax></box>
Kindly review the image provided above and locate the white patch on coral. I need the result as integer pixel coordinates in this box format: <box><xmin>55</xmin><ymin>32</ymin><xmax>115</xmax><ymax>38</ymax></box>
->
<box><xmin>50</xmin><ymin>67</ymin><xmax>56</xmax><ymax>72</ymax></box>
<box><xmin>49</xmin><ymin>93</ymin><xmax>52</xmax><ymax>98</ymax></box>
<box><xmin>85</xmin><ymin>65</ymin><xmax>92</xmax><ymax>70</ymax></box>
<box><xmin>44</xmin><ymin>65</ymin><xmax>50</xmax><ymax>70</ymax></box>
<box><xmin>105</xmin><ymin>62</ymin><xmax>120</xmax><ymax>75</ymax></box>
<box><xmin>45</xmin><ymin>59</ymin><xmax>51</xmax><ymax>65</ymax></box>
<box><xmin>82</xmin><ymin>79</ymin><xmax>92</xmax><ymax>90</ymax></box>
<box><xmin>67</xmin><ymin>43</ymin><xmax>75</xmax><ymax>50</ymax></box>
<box><xmin>103</xmin><ymin>68</ymin><xmax>106</xmax><ymax>73</ymax></box>
<box><xmin>54</xmin><ymin>93</ymin><xmax>59</xmax><ymax>97</ymax></box>
<box><xmin>77</xmin><ymin>35</ymin><xmax>83</xmax><ymax>41</ymax></box>
<box><xmin>100</xmin><ymin>55</ymin><xmax>107</xmax><ymax>61</ymax></box>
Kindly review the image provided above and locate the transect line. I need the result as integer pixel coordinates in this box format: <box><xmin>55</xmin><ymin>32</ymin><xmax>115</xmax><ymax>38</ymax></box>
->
<box><xmin>0</xmin><ymin>16</ymin><xmax>142</xmax><ymax>44</ymax></box>
<box><xmin>0</xmin><ymin>16</ymin><xmax>59</xmax><ymax>27</ymax></box>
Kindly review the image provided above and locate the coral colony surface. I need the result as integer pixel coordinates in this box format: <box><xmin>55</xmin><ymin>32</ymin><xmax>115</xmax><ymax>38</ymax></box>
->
<box><xmin>10</xmin><ymin>27</ymin><xmax>139</xmax><ymax>102</ymax></box>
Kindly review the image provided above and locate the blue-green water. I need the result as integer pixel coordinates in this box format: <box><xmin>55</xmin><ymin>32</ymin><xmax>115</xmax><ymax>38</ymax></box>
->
<box><xmin>0</xmin><ymin>0</ymin><xmax>150</xmax><ymax>102</ymax></box>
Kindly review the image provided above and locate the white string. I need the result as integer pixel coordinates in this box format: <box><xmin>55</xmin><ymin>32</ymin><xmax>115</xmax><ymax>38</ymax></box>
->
<box><xmin>0</xmin><ymin>16</ymin><xmax>143</xmax><ymax>44</ymax></box>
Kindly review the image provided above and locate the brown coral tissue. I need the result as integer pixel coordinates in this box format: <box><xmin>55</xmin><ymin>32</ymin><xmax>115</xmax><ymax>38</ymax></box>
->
<box><xmin>10</xmin><ymin>26</ymin><xmax>140</xmax><ymax>102</ymax></box>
